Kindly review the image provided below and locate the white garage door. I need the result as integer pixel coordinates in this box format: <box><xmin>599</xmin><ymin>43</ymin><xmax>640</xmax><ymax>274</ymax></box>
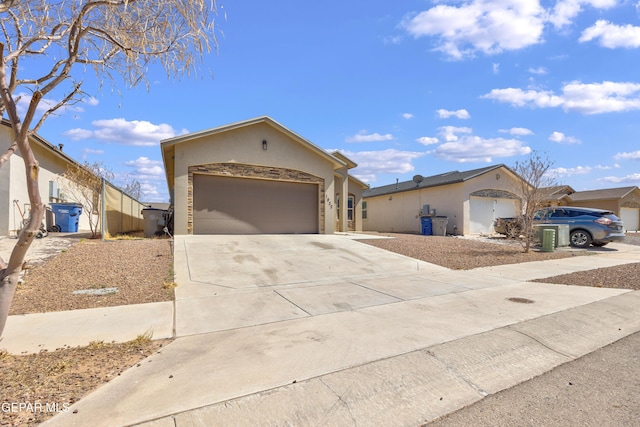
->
<box><xmin>620</xmin><ymin>207</ymin><xmax>639</xmax><ymax>232</ymax></box>
<box><xmin>470</xmin><ymin>196</ymin><xmax>520</xmax><ymax>234</ymax></box>
<box><xmin>193</xmin><ymin>174</ymin><xmax>319</xmax><ymax>234</ymax></box>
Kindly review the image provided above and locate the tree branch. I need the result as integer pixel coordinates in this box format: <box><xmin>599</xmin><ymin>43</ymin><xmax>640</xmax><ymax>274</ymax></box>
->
<box><xmin>31</xmin><ymin>83</ymin><xmax>84</xmax><ymax>133</ymax></box>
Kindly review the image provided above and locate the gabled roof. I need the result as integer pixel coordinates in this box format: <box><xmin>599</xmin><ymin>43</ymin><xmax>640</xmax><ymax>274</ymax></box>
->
<box><xmin>1</xmin><ymin>119</ymin><xmax>80</xmax><ymax>168</ymax></box>
<box><xmin>542</xmin><ymin>185</ymin><xmax>575</xmax><ymax>201</ymax></box>
<box><xmin>161</xmin><ymin>116</ymin><xmax>347</xmax><ymax>194</ymax></box>
<box><xmin>565</xmin><ymin>186</ymin><xmax>640</xmax><ymax>202</ymax></box>
<box><xmin>331</xmin><ymin>151</ymin><xmax>358</xmax><ymax>169</ymax></box>
<box><xmin>363</xmin><ymin>164</ymin><xmax>511</xmax><ymax>198</ymax></box>
<box><xmin>161</xmin><ymin>116</ymin><xmax>345</xmax><ymax>168</ymax></box>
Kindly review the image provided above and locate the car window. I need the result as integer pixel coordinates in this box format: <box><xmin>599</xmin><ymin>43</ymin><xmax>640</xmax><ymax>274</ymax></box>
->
<box><xmin>533</xmin><ymin>210</ymin><xmax>547</xmax><ymax>220</ymax></box>
<box><xmin>549</xmin><ymin>209</ymin><xmax>566</xmax><ymax>218</ymax></box>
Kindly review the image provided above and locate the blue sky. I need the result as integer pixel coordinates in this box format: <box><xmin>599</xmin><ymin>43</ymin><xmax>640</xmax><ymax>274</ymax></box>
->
<box><xmin>28</xmin><ymin>0</ymin><xmax>640</xmax><ymax>202</ymax></box>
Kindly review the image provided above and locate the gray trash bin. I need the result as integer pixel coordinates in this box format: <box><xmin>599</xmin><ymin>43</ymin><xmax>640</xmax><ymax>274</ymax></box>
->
<box><xmin>432</xmin><ymin>216</ymin><xmax>448</xmax><ymax>236</ymax></box>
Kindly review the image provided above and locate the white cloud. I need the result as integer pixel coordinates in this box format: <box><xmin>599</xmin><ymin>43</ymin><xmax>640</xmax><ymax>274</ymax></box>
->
<box><xmin>528</xmin><ymin>66</ymin><xmax>548</xmax><ymax>75</ymax></box>
<box><xmin>124</xmin><ymin>157</ymin><xmax>165</xmax><ymax>178</ymax></box>
<box><xmin>119</xmin><ymin>157</ymin><xmax>168</xmax><ymax>201</ymax></box>
<box><xmin>402</xmin><ymin>113</ymin><xmax>415</xmax><ymax>119</ymax></box>
<box><xmin>416</xmin><ymin>136</ymin><xmax>439</xmax><ymax>145</ymax></box>
<box><xmin>437</xmin><ymin>108</ymin><xmax>471</xmax><ymax>119</ymax></box>
<box><xmin>601</xmin><ymin>173</ymin><xmax>640</xmax><ymax>183</ymax></box>
<box><xmin>63</xmin><ymin>128</ymin><xmax>94</xmax><ymax>141</ymax></box>
<box><xmin>428</xmin><ymin>126</ymin><xmax>531</xmax><ymax>162</ymax></box>
<box><xmin>438</xmin><ymin>126</ymin><xmax>472</xmax><ymax>142</ymax></box>
<box><xmin>63</xmin><ymin>118</ymin><xmax>187</xmax><ymax>146</ymax></box>
<box><xmin>615</xmin><ymin>151</ymin><xmax>640</xmax><ymax>160</ymax></box>
<box><xmin>345</xmin><ymin>131</ymin><xmax>394</xmax><ymax>143</ymax></box>
<box><xmin>16</xmin><ymin>93</ymin><xmax>98</xmax><ymax>117</ymax></box>
<box><xmin>482</xmin><ymin>81</ymin><xmax>640</xmax><ymax>114</ymax></box>
<box><xmin>340</xmin><ymin>149</ymin><xmax>425</xmax><ymax>183</ymax></box>
<box><xmin>402</xmin><ymin>0</ymin><xmax>545</xmax><ymax>59</ymax></box>
<box><xmin>548</xmin><ymin>0</ymin><xmax>618</xmax><ymax>29</ymax></box>
<box><xmin>549</xmin><ymin>131</ymin><xmax>581</xmax><ymax>144</ymax></box>
<box><xmin>580</xmin><ymin>20</ymin><xmax>640</xmax><ymax>48</ymax></box>
<box><xmin>549</xmin><ymin>166</ymin><xmax>592</xmax><ymax>177</ymax></box>
<box><xmin>499</xmin><ymin>127</ymin><xmax>534</xmax><ymax>136</ymax></box>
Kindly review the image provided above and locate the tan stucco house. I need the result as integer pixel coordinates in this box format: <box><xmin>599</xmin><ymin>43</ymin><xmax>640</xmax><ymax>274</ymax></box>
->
<box><xmin>560</xmin><ymin>186</ymin><xmax>640</xmax><ymax>232</ymax></box>
<box><xmin>160</xmin><ymin>117</ymin><xmax>368</xmax><ymax>235</ymax></box>
<box><xmin>362</xmin><ymin>164</ymin><xmax>525</xmax><ymax>235</ymax></box>
<box><xmin>1</xmin><ymin>121</ymin><xmax>143</xmax><ymax>237</ymax></box>
<box><xmin>0</xmin><ymin>121</ymin><xmax>92</xmax><ymax>236</ymax></box>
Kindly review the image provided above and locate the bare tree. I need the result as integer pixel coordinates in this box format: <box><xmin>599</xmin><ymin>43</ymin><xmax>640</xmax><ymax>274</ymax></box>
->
<box><xmin>123</xmin><ymin>178</ymin><xmax>143</xmax><ymax>200</ymax></box>
<box><xmin>60</xmin><ymin>161</ymin><xmax>114</xmax><ymax>239</ymax></box>
<box><xmin>512</xmin><ymin>152</ymin><xmax>558</xmax><ymax>253</ymax></box>
<box><xmin>0</xmin><ymin>0</ymin><xmax>220</xmax><ymax>337</ymax></box>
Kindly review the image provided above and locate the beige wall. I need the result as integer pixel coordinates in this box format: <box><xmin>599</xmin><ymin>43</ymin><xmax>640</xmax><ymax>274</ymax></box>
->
<box><xmin>363</xmin><ymin>183</ymin><xmax>466</xmax><ymax>234</ymax></box>
<box><xmin>0</xmin><ymin>127</ymin><xmax>92</xmax><ymax>236</ymax></box>
<box><xmin>363</xmin><ymin>167</ymin><xmax>522</xmax><ymax>235</ymax></box>
<box><xmin>566</xmin><ymin>199</ymin><xmax>618</xmax><ymax>212</ymax></box>
<box><xmin>349</xmin><ymin>178</ymin><xmax>365</xmax><ymax>232</ymax></box>
<box><xmin>170</xmin><ymin>122</ymin><xmax>339</xmax><ymax>235</ymax></box>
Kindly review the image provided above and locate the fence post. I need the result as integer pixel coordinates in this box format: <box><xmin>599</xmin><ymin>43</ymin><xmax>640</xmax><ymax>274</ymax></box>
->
<box><xmin>101</xmin><ymin>177</ymin><xmax>106</xmax><ymax>241</ymax></box>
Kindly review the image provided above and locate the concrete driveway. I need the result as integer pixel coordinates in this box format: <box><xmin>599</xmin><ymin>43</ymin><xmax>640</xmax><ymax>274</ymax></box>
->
<box><xmin>41</xmin><ymin>234</ymin><xmax>640</xmax><ymax>427</ymax></box>
<box><xmin>173</xmin><ymin>234</ymin><xmax>452</xmax><ymax>336</ymax></box>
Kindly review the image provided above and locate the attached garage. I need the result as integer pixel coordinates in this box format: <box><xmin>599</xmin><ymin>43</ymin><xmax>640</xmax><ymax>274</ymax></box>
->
<box><xmin>469</xmin><ymin>195</ymin><xmax>520</xmax><ymax>234</ymax></box>
<box><xmin>161</xmin><ymin>117</ymin><xmax>366</xmax><ymax>235</ymax></box>
<box><xmin>192</xmin><ymin>174</ymin><xmax>319</xmax><ymax>234</ymax></box>
<box><xmin>620</xmin><ymin>207</ymin><xmax>639</xmax><ymax>232</ymax></box>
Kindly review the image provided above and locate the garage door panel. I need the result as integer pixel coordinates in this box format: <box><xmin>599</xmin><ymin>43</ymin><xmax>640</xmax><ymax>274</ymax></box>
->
<box><xmin>620</xmin><ymin>207</ymin><xmax>639</xmax><ymax>232</ymax></box>
<box><xmin>193</xmin><ymin>175</ymin><xmax>319</xmax><ymax>234</ymax></box>
<box><xmin>470</xmin><ymin>196</ymin><xmax>519</xmax><ymax>234</ymax></box>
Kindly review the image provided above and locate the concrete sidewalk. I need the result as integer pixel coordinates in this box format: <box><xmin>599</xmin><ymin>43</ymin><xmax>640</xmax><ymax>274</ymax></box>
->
<box><xmin>30</xmin><ymin>235</ymin><xmax>640</xmax><ymax>427</ymax></box>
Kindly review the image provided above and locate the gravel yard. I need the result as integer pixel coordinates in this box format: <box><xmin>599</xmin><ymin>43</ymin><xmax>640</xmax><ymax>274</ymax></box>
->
<box><xmin>1</xmin><ymin>232</ymin><xmax>639</xmax><ymax>426</ymax></box>
<box><xmin>360</xmin><ymin>232</ymin><xmax>640</xmax><ymax>290</ymax></box>
<box><xmin>358</xmin><ymin>233</ymin><xmax>582</xmax><ymax>270</ymax></box>
<box><xmin>9</xmin><ymin>237</ymin><xmax>174</xmax><ymax>315</ymax></box>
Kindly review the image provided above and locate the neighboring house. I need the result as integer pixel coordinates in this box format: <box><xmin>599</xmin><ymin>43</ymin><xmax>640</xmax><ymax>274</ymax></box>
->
<box><xmin>362</xmin><ymin>164</ymin><xmax>525</xmax><ymax>235</ymax></box>
<box><xmin>560</xmin><ymin>186</ymin><xmax>640</xmax><ymax>232</ymax></box>
<box><xmin>541</xmin><ymin>185</ymin><xmax>576</xmax><ymax>206</ymax></box>
<box><xmin>0</xmin><ymin>121</ymin><xmax>142</xmax><ymax>237</ymax></box>
<box><xmin>160</xmin><ymin>116</ymin><xmax>368</xmax><ymax>235</ymax></box>
<box><xmin>0</xmin><ymin>121</ymin><xmax>92</xmax><ymax>236</ymax></box>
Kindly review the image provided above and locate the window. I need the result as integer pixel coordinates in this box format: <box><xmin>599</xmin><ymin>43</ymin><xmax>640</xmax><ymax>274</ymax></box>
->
<box><xmin>362</xmin><ymin>201</ymin><xmax>367</xmax><ymax>219</ymax></box>
<box><xmin>347</xmin><ymin>195</ymin><xmax>355</xmax><ymax>221</ymax></box>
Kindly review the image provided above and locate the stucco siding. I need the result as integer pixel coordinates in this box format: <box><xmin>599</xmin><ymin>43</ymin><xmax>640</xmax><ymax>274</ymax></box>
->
<box><xmin>171</xmin><ymin>122</ymin><xmax>337</xmax><ymax>235</ymax></box>
<box><xmin>363</xmin><ymin>166</ymin><xmax>523</xmax><ymax>236</ymax></box>
<box><xmin>363</xmin><ymin>183</ymin><xmax>466</xmax><ymax>234</ymax></box>
<box><xmin>567</xmin><ymin>200</ymin><xmax>618</xmax><ymax>212</ymax></box>
<box><xmin>1</xmin><ymin>127</ymin><xmax>93</xmax><ymax>235</ymax></box>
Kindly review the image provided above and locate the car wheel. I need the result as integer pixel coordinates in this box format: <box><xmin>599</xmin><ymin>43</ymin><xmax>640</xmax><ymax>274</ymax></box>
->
<box><xmin>570</xmin><ymin>229</ymin><xmax>592</xmax><ymax>248</ymax></box>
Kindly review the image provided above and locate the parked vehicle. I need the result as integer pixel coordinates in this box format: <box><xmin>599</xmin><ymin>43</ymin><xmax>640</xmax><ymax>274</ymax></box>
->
<box><xmin>493</xmin><ymin>207</ymin><xmax>626</xmax><ymax>248</ymax></box>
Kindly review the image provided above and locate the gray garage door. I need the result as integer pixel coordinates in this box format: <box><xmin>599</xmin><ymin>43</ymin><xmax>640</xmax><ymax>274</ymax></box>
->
<box><xmin>193</xmin><ymin>174</ymin><xmax>319</xmax><ymax>234</ymax></box>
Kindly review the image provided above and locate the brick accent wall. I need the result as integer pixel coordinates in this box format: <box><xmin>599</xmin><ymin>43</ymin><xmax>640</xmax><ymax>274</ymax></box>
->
<box><xmin>187</xmin><ymin>163</ymin><xmax>325</xmax><ymax>234</ymax></box>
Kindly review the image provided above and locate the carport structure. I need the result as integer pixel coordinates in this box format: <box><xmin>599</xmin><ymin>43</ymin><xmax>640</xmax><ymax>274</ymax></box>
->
<box><xmin>161</xmin><ymin>117</ymin><xmax>368</xmax><ymax>235</ymax></box>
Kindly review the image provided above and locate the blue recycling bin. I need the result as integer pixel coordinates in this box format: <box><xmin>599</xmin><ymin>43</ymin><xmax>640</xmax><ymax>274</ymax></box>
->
<box><xmin>50</xmin><ymin>203</ymin><xmax>83</xmax><ymax>232</ymax></box>
<box><xmin>420</xmin><ymin>216</ymin><xmax>433</xmax><ymax>235</ymax></box>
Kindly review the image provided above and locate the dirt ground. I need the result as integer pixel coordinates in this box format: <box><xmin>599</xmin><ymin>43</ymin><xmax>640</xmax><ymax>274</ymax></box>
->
<box><xmin>1</xmin><ymin>233</ymin><xmax>639</xmax><ymax>426</ymax></box>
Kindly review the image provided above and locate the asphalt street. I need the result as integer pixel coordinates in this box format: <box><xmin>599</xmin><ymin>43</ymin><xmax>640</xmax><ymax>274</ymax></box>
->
<box><xmin>428</xmin><ymin>331</ymin><xmax>640</xmax><ymax>426</ymax></box>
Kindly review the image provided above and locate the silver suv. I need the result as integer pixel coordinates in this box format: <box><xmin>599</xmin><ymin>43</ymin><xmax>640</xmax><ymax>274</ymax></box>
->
<box><xmin>534</xmin><ymin>207</ymin><xmax>625</xmax><ymax>248</ymax></box>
